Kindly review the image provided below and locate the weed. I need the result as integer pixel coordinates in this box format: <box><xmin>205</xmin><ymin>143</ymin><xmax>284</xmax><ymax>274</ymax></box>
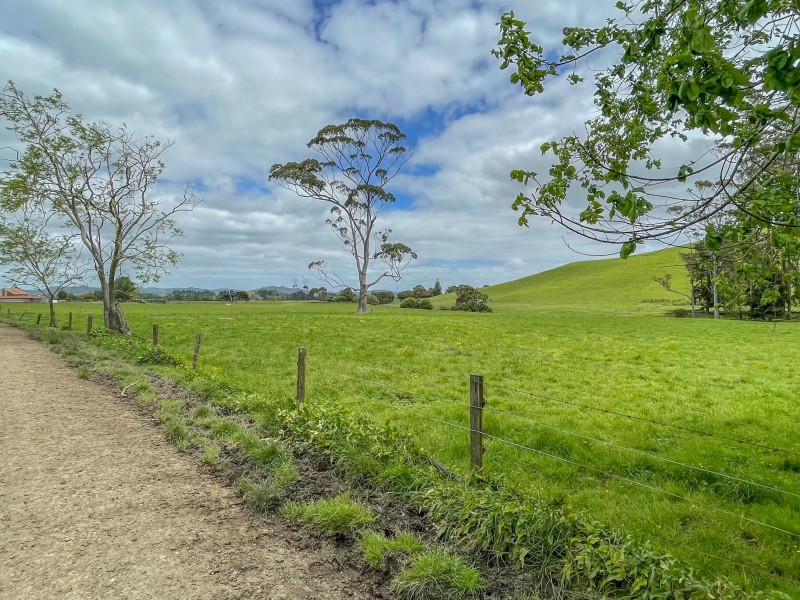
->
<box><xmin>281</xmin><ymin>492</ymin><xmax>374</xmax><ymax>535</ymax></box>
<box><xmin>202</xmin><ymin>443</ymin><xmax>221</xmax><ymax>465</ymax></box>
<box><xmin>360</xmin><ymin>530</ymin><xmax>426</xmax><ymax>571</ymax></box>
<box><xmin>160</xmin><ymin>416</ymin><xmax>195</xmax><ymax>451</ymax></box>
<box><xmin>233</xmin><ymin>476</ymin><xmax>284</xmax><ymax>511</ymax></box>
<box><xmin>390</xmin><ymin>550</ymin><xmax>483</xmax><ymax>600</ymax></box>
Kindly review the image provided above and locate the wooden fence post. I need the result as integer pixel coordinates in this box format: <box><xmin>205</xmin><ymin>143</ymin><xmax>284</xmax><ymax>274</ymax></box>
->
<box><xmin>152</xmin><ymin>323</ymin><xmax>159</xmax><ymax>347</ymax></box>
<box><xmin>192</xmin><ymin>332</ymin><xmax>203</xmax><ymax>370</ymax></box>
<box><xmin>68</xmin><ymin>312</ymin><xmax>73</xmax><ymax>330</ymax></box>
<box><xmin>18</xmin><ymin>310</ymin><xmax>27</xmax><ymax>322</ymax></box>
<box><xmin>470</xmin><ymin>374</ymin><xmax>485</xmax><ymax>471</ymax></box>
<box><xmin>296</xmin><ymin>346</ymin><xmax>307</xmax><ymax>404</ymax></box>
<box><xmin>36</xmin><ymin>313</ymin><xmax>42</xmax><ymax>325</ymax></box>
<box><xmin>87</xmin><ymin>314</ymin><xmax>93</xmax><ymax>334</ymax></box>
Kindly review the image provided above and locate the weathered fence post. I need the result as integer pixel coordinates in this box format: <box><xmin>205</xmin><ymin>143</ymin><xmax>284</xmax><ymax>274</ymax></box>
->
<box><xmin>296</xmin><ymin>346</ymin><xmax>307</xmax><ymax>404</ymax></box>
<box><xmin>36</xmin><ymin>313</ymin><xmax>42</xmax><ymax>325</ymax></box>
<box><xmin>192</xmin><ymin>332</ymin><xmax>203</xmax><ymax>370</ymax></box>
<box><xmin>86</xmin><ymin>314</ymin><xmax>93</xmax><ymax>334</ymax></box>
<box><xmin>470</xmin><ymin>374</ymin><xmax>485</xmax><ymax>471</ymax></box>
<box><xmin>18</xmin><ymin>310</ymin><xmax>27</xmax><ymax>322</ymax></box>
<box><xmin>68</xmin><ymin>312</ymin><xmax>73</xmax><ymax>330</ymax></box>
<box><xmin>152</xmin><ymin>323</ymin><xmax>159</xmax><ymax>347</ymax></box>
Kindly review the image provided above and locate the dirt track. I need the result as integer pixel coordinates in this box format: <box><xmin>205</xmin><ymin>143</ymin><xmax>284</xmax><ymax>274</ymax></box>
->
<box><xmin>0</xmin><ymin>323</ymin><xmax>373</xmax><ymax>600</ymax></box>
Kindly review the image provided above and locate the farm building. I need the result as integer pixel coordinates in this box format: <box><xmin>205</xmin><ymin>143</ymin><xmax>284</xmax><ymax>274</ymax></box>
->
<box><xmin>0</xmin><ymin>286</ymin><xmax>44</xmax><ymax>303</ymax></box>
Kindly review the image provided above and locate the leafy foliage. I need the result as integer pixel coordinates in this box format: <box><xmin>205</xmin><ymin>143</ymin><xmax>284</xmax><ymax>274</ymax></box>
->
<box><xmin>454</xmin><ymin>286</ymin><xmax>492</xmax><ymax>313</ymax></box>
<box><xmin>88</xmin><ymin>328</ymin><xmax>182</xmax><ymax>366</ymax></box>
<box><xmin>494</xmin><ymin>2</ymin><xmax>800</xmax><ymax>255</ymax></box>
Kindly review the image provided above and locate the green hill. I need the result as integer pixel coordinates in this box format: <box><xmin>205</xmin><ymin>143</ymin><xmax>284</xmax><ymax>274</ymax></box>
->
<box><xmin>437</xmin><ymin>247</ymin><xmax>691</xmax><ymax>314</ymax></box>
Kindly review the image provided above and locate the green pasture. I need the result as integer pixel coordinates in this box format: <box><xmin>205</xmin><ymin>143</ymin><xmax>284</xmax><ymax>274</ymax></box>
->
<box><xmin>33</xmin><ymin>249</ymin><xmax>800</xmax><ymax>595</ymax></box>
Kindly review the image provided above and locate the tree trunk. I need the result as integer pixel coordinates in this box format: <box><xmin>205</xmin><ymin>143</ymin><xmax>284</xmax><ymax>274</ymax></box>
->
<box><xmin>101</xmin><ymin>277</ymin><xmax>131</xmax><ymax>335</ymax></box>
<box><xmin>48</xmin><ymin>299</ymin><xmax>57</xmax><ymax>328</ymax></box>
<box><xmin>109</xmin><ymin>301</ymin><xmax>130</xmax><ymax>335</ymax></box>
<box><xmin>712</xmin><ymin>258</ymin><xmax>720</xmax><ymax>320</ymax></box>
<box><xmin>357</xmin><ymin>271</ymin><xmax>368</xmax><ymax>314</ymax></box>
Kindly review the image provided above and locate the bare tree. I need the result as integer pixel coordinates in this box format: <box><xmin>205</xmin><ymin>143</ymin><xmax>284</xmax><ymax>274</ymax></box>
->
<box><xmin>269</xmin><ymin>118</ymin><xmax>417</xmax><ymax>313</ymax></box>
<box><xmin>0</xmin><ymin>81</ymin><xmax>200</xmax><ymax>334</ymax></box>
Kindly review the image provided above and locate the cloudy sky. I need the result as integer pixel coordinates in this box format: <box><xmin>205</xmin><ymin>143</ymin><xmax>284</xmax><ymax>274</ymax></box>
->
<box><xmin>0</xmin><ymin>0</ymin><xmax>674</xmax><ymax>291</ymax></box>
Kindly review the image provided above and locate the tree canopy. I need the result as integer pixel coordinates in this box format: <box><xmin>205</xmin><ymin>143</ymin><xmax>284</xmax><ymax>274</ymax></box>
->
<box><xmin>494</xmin><ymin>1</ymin><xmax>800</xmax><ymax>257</ymax></box>
<box><xmin>269</xmin><ymin>118</ymin><xmax>417</xmax><ymax>313</ymax></box>
<box><xmin>0</xmin><ymin>82</ymin><xmax>200</xmax><ymax>333</ymax></box>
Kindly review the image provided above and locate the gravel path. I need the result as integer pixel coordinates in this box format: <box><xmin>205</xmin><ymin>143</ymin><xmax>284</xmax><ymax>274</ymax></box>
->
<box><xmin>0</xmin><ymin>323</ymin><xmax>373</xmax><ymax>600</ymax></box>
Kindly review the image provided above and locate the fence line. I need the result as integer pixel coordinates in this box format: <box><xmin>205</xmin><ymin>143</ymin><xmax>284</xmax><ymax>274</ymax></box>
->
<box><xmin>306</xmin><ymin>377</ymin><xmax>800</xmax><ymax>541</ymax></box>
<box><xmin>479</xmin><ymin>430</ymin><xmax>800</xmax><ymax>539</ymax></box>
<box><xmin>5</xmin><ymin>310</ymin><xmax>800</xmax><ymax>555</ymax></box>
<box><xmin>481</xmin><ymin>405</ymin><xmax>800</xmax><ymax>502</ymax></box>
<box><xmin>492</xmin><ymin>383</ymin><xmax>800</xmax><ymax>458</ymax></box>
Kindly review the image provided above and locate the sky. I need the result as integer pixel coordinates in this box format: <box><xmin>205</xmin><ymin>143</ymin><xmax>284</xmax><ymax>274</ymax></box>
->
<box><xmin>0</xmin><ymin>0</ymin><xmax>679</xmax><ymax>291</ymax></box>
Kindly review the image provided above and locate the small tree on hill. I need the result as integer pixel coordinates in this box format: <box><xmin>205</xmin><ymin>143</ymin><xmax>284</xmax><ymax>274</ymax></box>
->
<box><xmin>454</xmin><ymin>285</ymin><xmax>492</xmax><ymax>313</ymax></box>
<box><xmin>269</xmin><ymin>118</ymin><xmax>417</xmax><ymax>314</ymax></box>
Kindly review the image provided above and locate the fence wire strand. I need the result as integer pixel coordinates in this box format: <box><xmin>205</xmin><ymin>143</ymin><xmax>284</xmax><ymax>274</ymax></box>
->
<box><xmin>310</xmin><ymin>377</ymin><xmax>800</xmax><ymax>541</ymax></box>
<box><xmin>492</xmin><ymin>383</ymin><xmax>800</xmax><ymax>459</ymax></box>
<box><xmin>481</xmin><ymin>405</ymin><xmax>800</xmax><ymax>502</ymax></box>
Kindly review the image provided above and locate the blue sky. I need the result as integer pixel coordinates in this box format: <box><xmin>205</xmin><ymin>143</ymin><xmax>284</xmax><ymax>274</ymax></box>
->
<box><xmin>0</xmin><ymin>0</ymin><xmax>670</xmax><ymax>291</ymax></box>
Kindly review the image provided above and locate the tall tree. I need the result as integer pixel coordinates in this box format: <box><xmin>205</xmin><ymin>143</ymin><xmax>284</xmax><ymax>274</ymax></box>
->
<box><xmin>493</xmin><ymin>2</ymin><xmax>800</xmax><ymax>257</ymax></box>
<box><xmin>0</xmin><ymin>82</ymin><xmax>200</xmax><ymax>334</ymax></box>
<box><xmin>0</xmin><ymin>203</ymin><xmax>86</xmax><ymax>327</ymax></box>
<box><xmin>269</xmin><ymin>118</ymin><xmax>417</xmax><ymax>314</ymax></box>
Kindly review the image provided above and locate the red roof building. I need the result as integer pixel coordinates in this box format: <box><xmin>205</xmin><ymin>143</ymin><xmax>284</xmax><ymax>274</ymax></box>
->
<box><xmin>0</xmin><ymin>286</ymin><xmax>44</xmax><ymax>302</ymax></box>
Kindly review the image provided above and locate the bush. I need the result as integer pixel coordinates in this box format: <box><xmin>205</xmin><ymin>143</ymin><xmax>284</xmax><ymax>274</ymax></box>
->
<box><xmin>454</xmin><ymin>286</ymin><xmax>492</xmax><ymax>313</ymax></box>
<box><xmin>373</xmin><ymin>290</ymin><xmax>395</xmax><ymax>304</ymax></box>
<box><xmin>334</xmin><ymin>288</ymin><xmax>357</xmax><ymax>303</ymax></box>
<box><xmin>400</xmin><ymin>297</ymin><xmax>419</xmax><ymax>309</ymax></box>
<box><xmin>367</xmin><ymin>294</ymin><xmax>380</xmax><ymax>305</ymax></box>
<box><xmin>416</xmin><ymin>299</ymin><xmax>433</xmax><ymax>310</ymax></box>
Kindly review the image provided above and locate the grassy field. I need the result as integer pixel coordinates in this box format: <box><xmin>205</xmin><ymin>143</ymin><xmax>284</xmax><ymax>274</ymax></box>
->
<box><xmin>29</xmin><ymin>249</ymin><xmax>800</xmax><ymax>596</ymax></box>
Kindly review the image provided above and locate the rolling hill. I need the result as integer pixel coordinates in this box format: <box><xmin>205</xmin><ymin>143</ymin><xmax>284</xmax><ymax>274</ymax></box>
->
<box><xmin>436</xmin><ymin>247</ymin><xmax>692</xmax><ymax>314</ymax></box>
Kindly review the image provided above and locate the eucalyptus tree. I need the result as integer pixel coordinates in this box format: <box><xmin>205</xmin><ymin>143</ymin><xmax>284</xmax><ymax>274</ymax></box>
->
<box><xmin>269</xmin><ymin>118</ymin><xmax>417</xmax><ymax>314</ymax></box>
<box><xmin>494</xmin><ymin>1</ymin><xmax>800</xmax><ymax>257</ymax></box>
<box><xmin>0</xmin><ymin>82</ymin><xmax>200</xmax><ymax>334</ymax></box>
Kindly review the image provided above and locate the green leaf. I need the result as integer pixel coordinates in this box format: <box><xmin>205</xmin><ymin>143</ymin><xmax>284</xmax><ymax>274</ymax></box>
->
<box><xmin>620</xmin><ymin>240</ymin><xmax>637</xmax><ymax>259</ymax></box>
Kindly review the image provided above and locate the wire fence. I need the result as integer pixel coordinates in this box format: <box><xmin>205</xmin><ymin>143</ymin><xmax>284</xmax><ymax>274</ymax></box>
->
<box><xmin>4</xmin><ymin>306</ymin><xmax>800</xmax><ymax>584</ymax></box>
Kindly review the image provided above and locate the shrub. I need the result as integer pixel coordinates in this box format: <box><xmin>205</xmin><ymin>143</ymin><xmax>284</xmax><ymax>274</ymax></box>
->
<box><xmin>367</xmin><ymin>294</ymin><xmax>380</xmax><ymax>305</ymax></box>
<box><xmin>400</xmin><ymin>297</ymin><xmax>419</xmax><ymax>309</ymax></box>
<box><xmin>416</xmin><ymin>299</ymin><xmax>433</xmax><ymax>310</ymax></box>
<box><xmin>334</xmin><ymin>288</ymin><xmax>357</xmax><ymax>302</ymax></box>
<box><xmin>454</xmin><ymin>286</ymin><xmax>492</xmax><ymax>313</ymax></box>
<box><xmin>373</xmin><ymin>290</ymin><xmax>396</xmax><ymax>304</ymax></box>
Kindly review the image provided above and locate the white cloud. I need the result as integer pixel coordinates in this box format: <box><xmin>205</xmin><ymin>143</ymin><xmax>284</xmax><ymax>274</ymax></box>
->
<box><xmin>1</xmin><ymin>0</ymin><xmax>679</xmax><ymax>291</ymax></box>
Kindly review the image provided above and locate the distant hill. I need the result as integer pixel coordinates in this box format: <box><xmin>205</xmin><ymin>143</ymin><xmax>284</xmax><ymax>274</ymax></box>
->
<box><xmin>434</xmin><ymin>247</ymin><xmax>691</xmax><ymax>314</ymax></box>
